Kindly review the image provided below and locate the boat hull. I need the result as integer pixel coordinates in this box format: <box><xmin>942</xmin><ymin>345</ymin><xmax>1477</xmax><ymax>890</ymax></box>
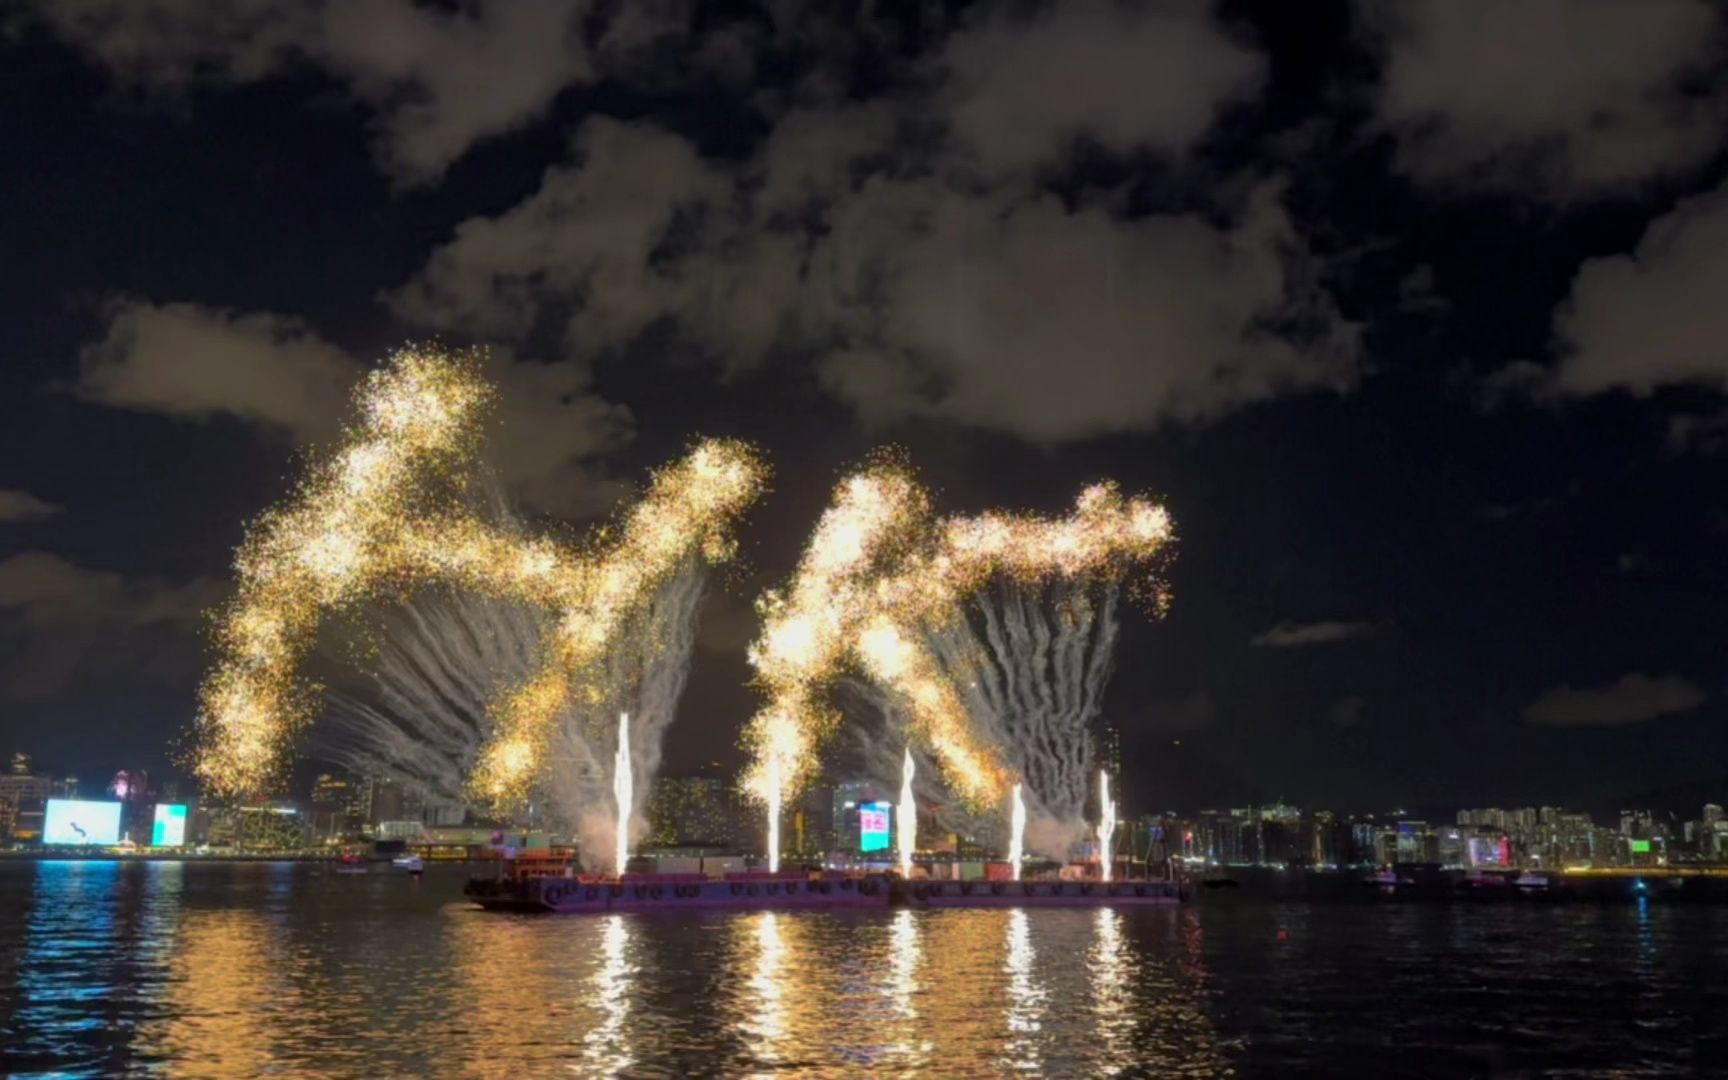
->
<box><xmin>903</xmin><ymin>879</ymin><xmax>1181</xmax><ymax>908</ymax></box>
<box><xmin>466</xmin><ymin>873</ymin><xmax>892</xmax><ymax>914</ymax></box>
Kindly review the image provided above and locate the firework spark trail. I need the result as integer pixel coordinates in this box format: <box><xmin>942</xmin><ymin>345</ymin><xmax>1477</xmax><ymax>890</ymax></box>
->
<box><xmin>544</xmin><ymin>559</ymin><xmax>706</xmax><ymax>862</ymax></box>
<box><xmin>744</xmin><ymin>461</ymin><xmax>1173</xmax><ymax>857</ymax></box>
<box><xmin>194</xmin><ymin>346</ymin><xmax>763</xmax><ymax>808</ymax></box>
<box><xmin>843</xmin><ymin>681</ymin><xmax>994</xmax><ymax>840</ymax></box>
<box><xmin>320</xmin><ymin>589</ymin><xmax>546</xmax><ymax>807</ymax></box>
<box><xmin>1009</xmin><ymin>783</ymin><xmax>1026</xmax><ymax>880</ymax></box>
<box><xmin>319</xmin><ymin>536</ymin><xmax>710</xmax><ymax>865</ymax></box>
<box><xmin>931</xmin><ymin>580</ymin><xmax>1121</xmax><ymax>838</ymax></box>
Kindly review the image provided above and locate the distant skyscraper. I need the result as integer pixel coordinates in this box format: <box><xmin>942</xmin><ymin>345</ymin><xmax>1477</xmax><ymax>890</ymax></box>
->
<box><xmin>309</xmin><ymin>773</ymin><xmax>366</xmax><ymax>842</ymax></box>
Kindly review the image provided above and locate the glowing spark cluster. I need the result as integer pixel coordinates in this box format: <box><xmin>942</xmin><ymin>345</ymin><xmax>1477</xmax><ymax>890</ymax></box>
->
<box><xmin>193</xmin><ymin>345</ymin><xmax>765</xmax><ymax>803</ymax></box>
<box><xmin>743</xmin><ymin>458</ymin><xmax>1173</xmax><ymax>818</ymax></box>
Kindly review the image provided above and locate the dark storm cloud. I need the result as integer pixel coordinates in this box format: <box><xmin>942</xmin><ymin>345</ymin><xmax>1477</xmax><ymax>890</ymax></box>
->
<box><xmin>0</xmin><ymin>490</ymin><xmax>62</xmax><ymax>522</ymax></box>
<box><xmin>1251</xmin><ymin>619</ymin><xmax>1375</xmax><ymax>648</ymax></box>
<box><xmin>1360</xmin><ymin>0</ymin><xmax>1727</xmax><ymax>197</ymax></box>
<box><xmin>0</xmin><ymin>552</ymin><xmax>220</xmax><ymax>698</ymax></box>
<box><xmin>74</xmin><ymin>300</ymin><xmax>632</xmax><ymax>518</ymax></box>
<box><xmin>1524</xmin><ymin>674</ymin><xmax>1706</xmax><ymax>728</ymax></box>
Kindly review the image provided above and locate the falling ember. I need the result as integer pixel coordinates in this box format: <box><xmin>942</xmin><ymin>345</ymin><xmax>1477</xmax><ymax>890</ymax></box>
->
<box><xmin>898</xmin><ymin>747</ymin><xmax>916</xmax><ymax>878</ymax></box>
<box><xmin>1009</xmin><ymin>782</ymin><xmax>1026</xmax><ymax>882</ymax></box>
<box><xmin>766</xmin><ymin>751</ymin><xmax>782</xmax><ymax>874</ymax></box>
<box><xmin>613</xmin><ymin>712</ymin><xmax>631</xmax><ymax>877</ymax></box>
<box><xmin>1098</xmin><ymin>770</ymin><xmax>1117</xmax><ymax>882</ymax></box>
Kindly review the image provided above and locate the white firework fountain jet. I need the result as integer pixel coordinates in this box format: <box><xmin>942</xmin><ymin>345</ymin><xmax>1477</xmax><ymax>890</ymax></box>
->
<box><xmin>613</xmin><ymin>712</ymin><xmax>631</xmax><ymax>876</ymax></box>
<box><xmin>1008</xmin><ymin>782</ymin><xmax>1026</xmax><ymax>881</ymax></box>
<box><xmin>765</xmin><ymin>751</ymin><xmax>782</xmax><ymax>873</ymax></box>
<box><xmin>1097</xmin><ymin>770</ymin><xmax>1117</xmax><ymax>882</ymax></box>
<box><xmin>898</xmin><ymin>747</ymin><xmax>916</xmax><ymax>878</ymax></box>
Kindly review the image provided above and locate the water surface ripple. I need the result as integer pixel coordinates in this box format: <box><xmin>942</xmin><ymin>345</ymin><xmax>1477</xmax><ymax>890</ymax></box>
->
<box><xmin>1</xmin><ymin>862</ymin><xmax>1722</xmax><ymax>1077</ymax></box>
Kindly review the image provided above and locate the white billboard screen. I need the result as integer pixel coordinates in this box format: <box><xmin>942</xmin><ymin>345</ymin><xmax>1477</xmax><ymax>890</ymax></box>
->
<box><xmin>43</xmin><ymin>800</ymin><xmax>122</xmax><ymax>845</ymax></box>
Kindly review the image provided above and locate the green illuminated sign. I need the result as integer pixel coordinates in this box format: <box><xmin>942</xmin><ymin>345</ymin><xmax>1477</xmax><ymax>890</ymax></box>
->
<box><xmin>1630</xmin><ymin>839</ymin><xmax>1652</xmax><ymax>854</ymax></box>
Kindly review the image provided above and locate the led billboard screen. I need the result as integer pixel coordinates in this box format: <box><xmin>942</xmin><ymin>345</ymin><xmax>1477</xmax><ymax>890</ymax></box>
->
<box><xmin>152</xmin><ymin>803</ymin><xmax>188</xmax><ymax>846</ymax></box>
<box><xmin>43</xmin><ymin>799</ymin><xmax>122</xmax><ymax>845</ymax></box>
<box><xmin>1629</xmin><ymin>838</ymin><xmax>1652</xmax><ymax>854</ymax></box>
<box><xmin>859</xmin><ymin>801</ymin><xmax>891</xmax><ymax>853</ymax></box>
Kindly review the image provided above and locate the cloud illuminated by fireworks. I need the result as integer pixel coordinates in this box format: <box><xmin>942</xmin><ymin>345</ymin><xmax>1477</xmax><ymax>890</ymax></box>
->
<box><xmin>193</xmin><ymin>346</ymin><xmax>765</xmax><ymax>803</ymax></box>
<box><xmin>743</xmin><ymin>457</ymin><xmax>1174</xmax><ymax>812</ymax></box>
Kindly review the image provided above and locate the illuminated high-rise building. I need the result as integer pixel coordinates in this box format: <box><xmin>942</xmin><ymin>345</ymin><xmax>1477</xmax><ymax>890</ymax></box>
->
<box><xmin>645</xmin><ymin>776</ymin><xmax>743</xmax><ymax>848</ymax></box>
<box><xmin>308</xmin><ymin>773</ymin><xmax>368</xmax><ymax>842</ymax></box>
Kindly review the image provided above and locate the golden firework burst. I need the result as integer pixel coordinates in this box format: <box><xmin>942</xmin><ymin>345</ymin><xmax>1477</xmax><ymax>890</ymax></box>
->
<box><xmin>193</xmin><ymin>346</ymin><xmax>766</xmax><ymax>805</ymax></box>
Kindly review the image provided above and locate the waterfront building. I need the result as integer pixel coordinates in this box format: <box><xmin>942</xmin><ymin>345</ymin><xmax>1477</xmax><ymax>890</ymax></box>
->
<box><xmin>203</xmin><ymin>801</ymin><xmax>310</xmax><ymax>851</ymax></box>
<box><xmin>308</xmin><ymin>773</ymin><xmax>368</xmax><ymax>843</ymax></box>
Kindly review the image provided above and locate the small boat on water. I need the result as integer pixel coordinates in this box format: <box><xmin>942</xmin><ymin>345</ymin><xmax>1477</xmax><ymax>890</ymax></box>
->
<box><xmin>392</xmin><ymin>855</ymin><xmax>425</xmax><ymax>874</ymax></box>
<box><xmin>335</xmin><ymin>852</ymin><xmax>370</xmax><ymax>875</ymax></box>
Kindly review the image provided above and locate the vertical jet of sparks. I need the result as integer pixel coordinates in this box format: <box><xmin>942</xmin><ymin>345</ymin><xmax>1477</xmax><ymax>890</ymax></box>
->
<box><xmin>898</xmin><ymin>747</ymin><xmax>916</xmax><ymax>878</ymax></box>
<box><xmin>614</xmin><ymin>712</ymin><xmax>631</xmax><ymax>877</ymax></box>
<box><xmin>1009</xmin><ymin>782</ymin><xmax>1026</xmax><ymax>882</ymax></box>
<box><xmin>766</xmin><ymin>751</ymin><xmax>782</xmax><ymax>874</ymax></box>
<box><xmin>1098</xmin><ymin>770</ymin><xmax>1117</xmax><ymax>882</ymax></box>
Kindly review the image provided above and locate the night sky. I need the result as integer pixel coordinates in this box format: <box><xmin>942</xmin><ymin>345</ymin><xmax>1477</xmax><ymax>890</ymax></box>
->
<box><xmin>4</xmin><ymin>0</ymin><xmax>1728</xmax><ymax>817</ymax></box>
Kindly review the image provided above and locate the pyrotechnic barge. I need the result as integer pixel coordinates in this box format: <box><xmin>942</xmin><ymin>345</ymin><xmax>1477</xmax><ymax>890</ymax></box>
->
<box><xmin>898</xmin><ymin>877</ymin><xmax>1180</xmax><ymax>908</ymax></box>
<box><xmin>464</xmin><ymin>870</ymin><xmax>894</xmax><ymax>913</ymax></box>
<box><xmin>465</xmin><ymin>864</ymin><xmax>1182</xmax><ymax>913</ymax></box>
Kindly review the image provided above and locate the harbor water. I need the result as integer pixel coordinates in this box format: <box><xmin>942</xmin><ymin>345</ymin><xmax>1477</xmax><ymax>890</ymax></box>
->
<box><xmin>1</xmin><ymin>861</ymin><xmax>1723</xmax><ymax>1077</ymax></box>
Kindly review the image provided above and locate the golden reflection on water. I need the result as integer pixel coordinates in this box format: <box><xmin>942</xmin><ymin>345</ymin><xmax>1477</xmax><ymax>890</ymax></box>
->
<box><xmin>16</xmin><ymin>864</ymin><xmax>1236</xmax><ymax>1077</ymax></box>
<box><xmin>1002</xmin><ymin>908</ymin><xmax>1046</xmax><ymax>1073</ymax></box>
<box><xmin>745</xmin><ymin>911</ymin><xmax>788</xmax><ymax>1069</ymax></box>
<box><xmin>1091</xmin><ymin>907</ymin><xmax>1132</xmax><ymax>1073</ymax></box>
<box><xmin>581</xmin><ymin>914</ymin><xmax>635</xmax><ymax>1076</ymax></box>
<box><xmin>881</xmin><ymin>906</ymin><xmax>932</xmax><ymax>1070</ymax></box>
<box><xmin>140</xmin><ymin>908</ymin><xmax>293</xmax><ymax>1076</ymax></box>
